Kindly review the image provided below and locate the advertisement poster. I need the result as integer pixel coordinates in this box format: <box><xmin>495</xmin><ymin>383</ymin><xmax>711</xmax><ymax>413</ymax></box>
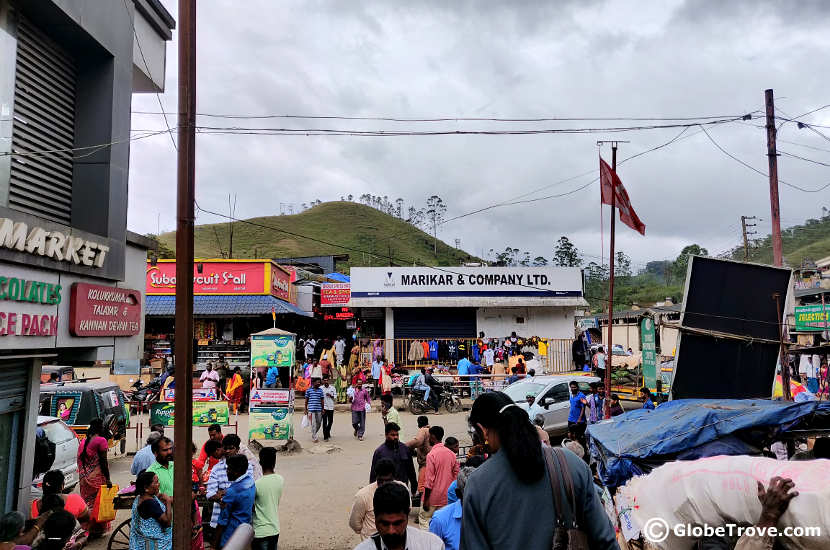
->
<box><xmin>794</xmin><ymin>304</ymin><xmax>830</xmax><ymax>332</ymax></box>
<box><xmin>150</xmin><ymin>401</ymin><xmax>230</xmax><ymax>426</ymax></box>
<box><xmin>251</xmin><ymin>334</ymin><xmax>294</xmax><ymax>368</ymax></box>
<box><xmin>321</xmin><ymin>283</ymin><xmax>351</xmax><ymax>306</ymax></box>
<box><xmin>249</xmin><ymin>388</ymin><xmax>291</xmax><ymax>405</ymax></box>
<box><xmin>249</xmin><ymin>407</ymin><xmax>293</xmax><ymax>441</ymax></box>
<box><xmin>641</xmin><ymin>318</ymin><xmax>658</xmax><ymax>391</ymax></box>
<box><xmin>163</xmin><ymin>388</ymin><xmax>219</xmax><ymax>401</ymax></box>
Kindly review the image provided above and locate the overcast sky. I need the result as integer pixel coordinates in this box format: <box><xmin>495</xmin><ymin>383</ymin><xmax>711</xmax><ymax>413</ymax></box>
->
<box><xmin>128</xmin><ymin>0</ymin><xmax>830</xmax><ymax>269</ymax></box>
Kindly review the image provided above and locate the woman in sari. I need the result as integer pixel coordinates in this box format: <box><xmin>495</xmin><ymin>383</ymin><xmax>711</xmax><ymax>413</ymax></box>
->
<box><xmin>225</xmin><ymin>367</ymin><xmax>244</xmax><ymax>415</ymax></box>
<box><xmin>130</xmin><ymin>471</ymin><xmax>172</xmax><ymax>550</ymax></box>
<box><xmin>77</xmin><ymin>418</ymin><xmax>111</xmax><ymax>537</ymax></box>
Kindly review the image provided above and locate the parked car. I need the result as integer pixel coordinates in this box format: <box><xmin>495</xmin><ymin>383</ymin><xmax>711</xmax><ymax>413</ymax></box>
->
<box><xmin>32</xmin><ymin>416</ymin><xmax>80</xmax><ymax>498</ymax></box>
<box><xmin>39</xmin><ymin>381</ymin><xmax>130</xmax><ymax>452</ymax></box>
<box><xmin>501</xmin><ymin>375</ymin><xmax>600</xmax><ymax>436</ymax></box>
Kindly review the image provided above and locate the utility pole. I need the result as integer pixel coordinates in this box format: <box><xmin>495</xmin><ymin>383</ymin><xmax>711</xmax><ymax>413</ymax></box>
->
<box><xmin>740</xmin><ymin>215</ymin><xmax>757</xmax><ymax>260</ymax></box>
<box><xmin>765</xmin><ymin>89</ymin><xmax>783</xmax><ymax>266</ymax></box>
<box><xmin>173</xmin><ymin>1</ymin><xmax>196</xmax><ymax>548</ymax></box>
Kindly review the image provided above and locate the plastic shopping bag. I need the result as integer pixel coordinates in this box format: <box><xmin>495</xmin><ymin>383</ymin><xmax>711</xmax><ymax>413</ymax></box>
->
<box><xmin>365</xmin><ymin>402</ymin><xmax>372</xmax><ymax>413</ymax></box>
<box><xmin>92</xmin><ymin>484</ymin><xmax>119</xmax><ymax>523</ymax></box>
<box><xmin>301</xmin><ymin>413</ymin><xmax>311</xmax><ymax>430</ymax></box>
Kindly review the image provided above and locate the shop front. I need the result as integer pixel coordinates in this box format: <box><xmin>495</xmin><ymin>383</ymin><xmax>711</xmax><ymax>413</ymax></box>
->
<box><xmin>349</xmin><ymin>266</ymin><xmax>587</xmax><ymax>371</ymax></box>
<box><xmin>144</xmin><ymin>260</ymin><xmax>311</xmax><ymax>375</ymax></box>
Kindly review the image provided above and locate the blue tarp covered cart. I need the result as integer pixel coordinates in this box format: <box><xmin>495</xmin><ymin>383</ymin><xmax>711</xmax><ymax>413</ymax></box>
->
<box><xmin>588</xmin><ymin>399</ymin><xmax>830</xmax><ymax>488</ymax></box>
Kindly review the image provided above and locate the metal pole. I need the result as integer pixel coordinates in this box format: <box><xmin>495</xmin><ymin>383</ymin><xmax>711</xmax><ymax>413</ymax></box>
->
<box><xmin>604</xmin><ymin>144</ymin><xmax>617</xmax><ymax>417</ymax></box>
<box><xmin>741</xmin><ymin>216</ymin><xmax>749</xmax><ymax>261</ymax></box>
<box><xmin>774</xmin><ymin>293</ymin><xmax>791</xmax><ymax>401</ymax></box>
<box><xmin>174</xmin><ymin>1</ymin><xmax>196</xmax><ymax>548</ymax></box>
<box><xmin>765</xmin><ymin>89</ymin><xmax>783</xmax><ymax>267</ymax></box>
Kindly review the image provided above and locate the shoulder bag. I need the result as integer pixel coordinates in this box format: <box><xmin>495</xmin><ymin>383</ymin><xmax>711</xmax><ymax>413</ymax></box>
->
<box><xmin>543</xmin><ymin>446</ymin><xmax>590</xmax><ymax>550</ymax></box>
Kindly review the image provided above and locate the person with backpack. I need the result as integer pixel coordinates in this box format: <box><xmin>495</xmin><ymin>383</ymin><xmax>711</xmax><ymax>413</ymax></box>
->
<box><xmin>459</xmin><ymin>392</ymin><xmax>618</xmax><ymax>550</ymax></box>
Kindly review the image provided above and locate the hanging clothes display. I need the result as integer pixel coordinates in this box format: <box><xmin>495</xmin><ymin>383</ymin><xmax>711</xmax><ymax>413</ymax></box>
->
<box><xmin>447</xmin><ymin>340</ymin><xmax>458</xmax><ymax>360</ymax></box>
<box><xmin>428</xmin><ymin>339</ymin><xmax>439</xmax><ymax>360</ymax></box>
<box><xmin>373</xmin><ymin>339</ymin><xmax>384</xmax><ymax>360</ymax></box>
<box><xmin>420</xmin><ymin>340</ymin><xmax>429</xmax><ymax>359</ymax></box>
<box><xmin>408</xmin><ymin>340</ymin><xmax>423</xmax><ymax>362</ymax></box>
<box><xmin>472</xmin><ymin>342</ymin><xmax>481</xmax><ymax>363</ymax></box>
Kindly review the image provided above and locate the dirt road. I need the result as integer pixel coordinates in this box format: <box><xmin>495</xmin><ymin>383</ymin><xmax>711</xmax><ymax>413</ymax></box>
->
<box><xmin>89</xmin><ymin>404</ymin><xmax>472</xmax><ymax>550</ymax></box>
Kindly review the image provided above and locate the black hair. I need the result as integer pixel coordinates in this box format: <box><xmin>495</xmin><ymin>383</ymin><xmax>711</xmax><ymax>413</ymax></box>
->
<box><xmin>813</xmin><ymin>438</ymin><xmax>830</xmax><ymax>459</ymax></box>
<box><xmin>610</xmin><ymin>394</ymin><xmax>620</xmax><ymax>401</ymax></box>
<box><xmin>81</xmin><ymin>418</ymin><xmax>105</xmax><ymax>463</ymax></box>
<box><xmin>417</xmin><ymin>416</ymin><xmax>429</xmax><ymax>428</ymax></box>
<box><xmin>204</xmin><ymin>439</ymin><xmax>222</xmax><ymax>457</ymax></box>
<box><xmin>641</xmin><ymin>387</ymin><xmax>652</xmax><ymax>396</ymax></box>
<box><xmin>466</xmin><ymin>455</ymin><xmax>485</xmax><ymax>468</ymax></box>
<box><xmin>384</xmin><ymin>422</ymin><xmax>400</xmax><ymax>435</ymax></box>
<box><xmin>468</xmin><ymin>392</ymin><xmax>544</xmax><ymax>484</ymax></box>
<box><xmin>151</xmin><ymin>436</ymin><xmax>172</xmax><ymax>454</ymax></box>
<box><xmin>569</xmin><ymin>381</ymin><xmax>579</xmax><ymax>387</ymax></box>
<box><xmin>259</xmin><ymin>447</ymin><xmax>277</xmax><ymax>471</ymax></box>
<box><xmin>40</xmin><ymin>494</ymin><xmax>65</xmax><ymax>513</ymax></box>
<box><xmin>445</xmin><ymin>436</ymin><xmax>459</xmax><ymax>448</ymax></box>
<box><xmin>42</xmin><ymin>470</ymin><xmax>65</xmax><ymax>496</ymax></box>
<box><xmin>374</xmin><ymin>458</ymin><xmax>396</xmax><ymax>478</ymax></box>
<box><xmin>0</xmin><ymin>511</ymin><xmax>24</xmax><ymax>543</ymax></box>
<box><xmin>589</xmin><ymin>382</ymin><xmax>598</xmax><ymax>389</ymax></box>
<box><xmin>429</xmin><ymin>426</ymin><xmax>444</xmax><ymax>441</ymax></box>
<box><xmin>39</xmin><ymin>510</ymin><xmax>75</xmax><ymax>550</ymax></box>
<box><xmin>381</xmin><ymin>394</ymin><xmax>393</xmax><ymax>406</ymax></box>
<box><xmin>226</xmin><ymin>454</ymin><xmax>248</xmax><ymax>476</ymax></box>
<box><xmin>222</xmin><ymin>433</ymin><xmax>241</xmax><ymax>448</ymax></box>
<box><xmin>151</xmin><ymin>424</ymin><xmax>165</xmax><ymax>434</ymax></box>
<box><xmin>373</xmin><ymin>481</ymin><xmax>410</xmax><ymax>517</ymax></box>
<box><xmin>208</xmin><ymin>424</ymin><xmax>222</xmax><ymax>433</ymax></box>
<box><xmin>136</xmin><ymin>471</ymin><xmax>157</xmax><ymax>495</ymax></box>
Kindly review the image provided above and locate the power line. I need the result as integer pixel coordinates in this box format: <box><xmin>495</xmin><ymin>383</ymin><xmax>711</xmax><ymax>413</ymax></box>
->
<box><xmin>121</xmin><ymin>0</ymin><xmax>177</xmax><ymax>151</ymax></box>
<box><xmin>132</xmin><ymin>110</ymin><xmax>757</xmax><ymax>123</ymax></box>
<box><xmin>779</xmin><ymin>150</ymin><xmax>830</xmax><ymax>168</ymax></box>
<box><xmin>777</xmin><ymin>138</ymin><xmax>830</xmax><ymax>154</ymax></box>
<box><xmin>0</xmin><ymin>129</ymin><xmax>173</xmax><ymax>159</ymax></box>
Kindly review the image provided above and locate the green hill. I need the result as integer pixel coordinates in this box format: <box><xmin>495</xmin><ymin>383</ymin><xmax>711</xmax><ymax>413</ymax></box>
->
<box><xmin>156</xmin><ymin>201</ymin><xmax>478</xmax><ymax>270</ymax></box>
<box><xmin>728</xmin><ymin>216</ymin><xmax>830</xmax><ymax>267</ymax></box>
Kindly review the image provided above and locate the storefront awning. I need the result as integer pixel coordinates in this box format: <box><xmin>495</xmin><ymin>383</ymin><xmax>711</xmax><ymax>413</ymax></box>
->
<box><xmin>146</xmin><ymin>295</ymin><xmax>311</xmax><ymax>317</ymax></box>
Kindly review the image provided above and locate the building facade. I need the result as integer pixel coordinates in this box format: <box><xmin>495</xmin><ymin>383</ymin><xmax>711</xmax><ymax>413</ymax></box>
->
<box><xmin>0</xmin><ymin>0</ymin><xmax>173</xmax><ymax>513</ymax></box>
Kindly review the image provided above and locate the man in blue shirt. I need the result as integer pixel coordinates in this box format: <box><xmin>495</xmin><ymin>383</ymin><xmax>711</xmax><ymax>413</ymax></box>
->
<box><xmin>567</xmin><ymin>381</ymin><xmax>588</xmax><ymax>441</ymax></box>
<box><xmin>641</xmin><ymin>387</ymin><xmax>656</xmax><ymax>410</ymax></box>
<box><xmin>305</xmin><ymin>378</ymin><xmax>324</xmax><ymax>443</ymax></box>
<box><xmin>216</xmin><ymin>454</ymin><xmax>255</xmax><ymax>549</ymax></box>
<box><xmin>265</xmin><ymin>365</ymin><xmax>279</xmax><ymax>388</ymax></box>
<box><xmin>130</xmin><ymin>431</ymin><xmax>162</xmax><ymax>475</ymax></box>
<box><xmin>429</xmin><ymin>466</ymin><xmax>474</xmax><ymax>550</ymax></box>
<box><xmin>371</xmin><ymin>357</ymin><xmax>383</xmax><ymax>396</ymax></box>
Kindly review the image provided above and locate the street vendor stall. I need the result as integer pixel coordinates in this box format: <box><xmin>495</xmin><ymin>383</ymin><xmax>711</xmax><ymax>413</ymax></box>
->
<box><xmin>248</xmin><ymin>328</ymin><xmax>296</xmax><ymax>443</ymax></box>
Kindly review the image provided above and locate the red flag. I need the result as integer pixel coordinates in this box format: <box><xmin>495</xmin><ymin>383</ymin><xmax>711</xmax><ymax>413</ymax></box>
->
<box><xmin>599</xmin><ymin>158</ymin><xmax>646</xmax><ymax>236</ymax></box>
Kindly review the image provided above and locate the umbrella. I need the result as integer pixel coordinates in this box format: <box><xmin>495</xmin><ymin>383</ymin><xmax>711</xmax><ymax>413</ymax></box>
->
<box><xmin>772</xmin><ymin>375</ymin><xmax>807</xmax><ymax>399</ymax></box>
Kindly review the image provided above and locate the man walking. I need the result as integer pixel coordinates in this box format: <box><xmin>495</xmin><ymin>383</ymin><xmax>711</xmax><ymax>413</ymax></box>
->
<box><xmin>253</xmin><ymin>447</ymin><xmax>283</xmax><ymax>550</ymax></box>
<box><xmin>207</xmin><ymin>434</ymin><xmax>259</xmax><ymax>530</ymax></box>
<box><xmin>131</xmin><ymin>431</ymin><xmax>162</xmax><ymax>475</ymax></box>
<box><xmin>406</xmin><ymin>416</ymin><xmax>432</xmax><ymax>498</ymax></box>
<box><xmin>350</xmin><ymin>379</ymin><xmax>371</xmax><ymax>441</ymax></box>
<box><xmin>381</xmin><ymin>395</ymin><xmax>403</xmax><ymax>440</ymax></box>
<box><xmin>215</xmin><ymin>455</ymin><xmax>255</xmax><ymax>549</ymax></box>
<box><xmin>419</xmin><ymin>426</ymin><xmax>459</xmax><ymax>530</ymax></box>
<box><xmin>587</xmin><ymin>382</ymin><xmax>606</xmax><ymax>425</ymax></box>
<box><xmin>321</xmin><ymin>376</ymin><xmax>337</xmax><ymax>441</ymax></box>
<box><xmin>147</xmin><ymin>436</ymin><xmax>174</xmax><ymax>497</ymax></box>
<box><xmin>353</xmin><ymin>483</ymin><xmax>443</xmax><ymax>550</ymax></box>
<box><xmin>334</xmin><ymin>336</ymin><xmax>346</xmax><ymax>367</ymax></box>
<box><xmin>428</xmin><ymin>467</ymin><xmax>473</xmax><ymax>550</ymax></box>
<box><xmin>304</xmin><ymin>336</ymin><xmax>316</xmax><ymax>363</ymax></box>
<box><xmin>370</xmin><ymin>423</ymin><xmax>418</xmax><ymax>494</ymax></box>
<box><xmin>349</xmin><ymin>458</ymin><xmax>409</xmax><ymax>539</ymax></box>
<box><xmin>568</xmin><ymin>381</ymin><xmax>588</xmax><ymax>442</ymax></box>
<box><xmin>371</xmin><ymin>356</ymin><xmax>383</xmax><ymax>397</ymax></box>
<box><xmin>305</xmin><ymin>378</ymin><xmax>324</xmax><ymax>443</ymax></box>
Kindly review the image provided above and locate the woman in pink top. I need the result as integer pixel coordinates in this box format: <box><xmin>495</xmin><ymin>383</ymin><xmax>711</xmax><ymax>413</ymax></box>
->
<box><xmin>77</xmin><ymin>418</ymin><xmax>112</xmax><ymax>536</ymax></box>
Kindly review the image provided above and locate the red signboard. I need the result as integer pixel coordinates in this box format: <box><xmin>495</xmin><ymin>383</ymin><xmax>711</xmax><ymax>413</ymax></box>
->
<box><xmin>147</xmin><ymin>260</ymin><xmax>270</xmax><ymax>295</ymax></box>
<box><xmin>323</xmin><ymin>307</ymin><xmax>354</xmax><ymax>321</ymax></box>
<box><xmin>321</xmin><ymin>283</ymin><xmax>350</xmax><ymax>306</ymax></box>
<box><xmin>270</xmin><ymin>264</ymin><xmax>291</xmax><ymax>301</ymax></box>
<box><xmin>69</xmin><ymin>283</ymin><xmax>142</xmax><ymax>337</ymax></box>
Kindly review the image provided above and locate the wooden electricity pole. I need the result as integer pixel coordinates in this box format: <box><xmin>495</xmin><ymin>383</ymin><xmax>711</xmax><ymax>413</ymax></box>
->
<box><xmin>765</xmin><ymin>89</ymin><xmax>783</xmax><ymax>267</ymax></box>
<box><xmin>173</xmin><ymin>1</ymin><xmax>196</xmax><ymax>548</ymax></box>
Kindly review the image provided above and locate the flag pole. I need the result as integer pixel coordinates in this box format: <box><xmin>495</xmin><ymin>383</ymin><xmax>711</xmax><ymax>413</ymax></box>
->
<box><xmin>604</xmin><ymin>143</ymin><xmax>617</xmax><ymax>418</ymax></box>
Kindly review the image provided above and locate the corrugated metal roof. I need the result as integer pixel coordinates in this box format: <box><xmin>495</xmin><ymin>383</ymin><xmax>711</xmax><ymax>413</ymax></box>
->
<box><xmin>146</xmin><ymin>295</ymin><xmax>311</xmax><ymax>317</ymax></box>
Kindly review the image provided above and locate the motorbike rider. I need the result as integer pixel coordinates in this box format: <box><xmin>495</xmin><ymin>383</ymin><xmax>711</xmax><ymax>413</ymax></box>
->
<box><xmin>423</xmin><ymin>366</ymin><xmax>443</xmax><ymax>413</ymax></box>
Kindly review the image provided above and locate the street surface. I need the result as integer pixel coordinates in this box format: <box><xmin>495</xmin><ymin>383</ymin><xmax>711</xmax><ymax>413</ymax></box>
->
<box><xmin>88</xmin><ymin>402</ymin><xmax>472</xmax><ymax>550</ymax></box>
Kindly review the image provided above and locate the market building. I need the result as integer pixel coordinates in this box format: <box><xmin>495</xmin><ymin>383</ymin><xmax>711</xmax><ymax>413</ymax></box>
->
<box><xmin>144</xmin><ymin>259</ymin><xmax>310</xmax><ymax>372</ymax></box>
<box><xmin>349</xmin><ymin>266</ymin><xmax>587</xmax><ymax>370</ymax></box>
<box><xmin>0</xmin><ymin>0</ymin><xmax>174</xmax><ymax>513</ymax></box>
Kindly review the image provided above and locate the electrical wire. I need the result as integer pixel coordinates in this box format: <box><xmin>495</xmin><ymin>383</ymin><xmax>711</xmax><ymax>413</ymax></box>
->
<box><xmin>777</xmin><ymin>138</ymin><xmax>830</xmax><ymax>155</ymax></box>
<box><xmin>779</xmin><ymin>150</ymin><xmax>830</xmax><ymax>168</ymax></box>
<box><xmin>0</xmin><ymin>129</ymin><xmax>173</xmax><ymax>159</ymax></box>
<box><xmin>121</xmin><ymin>0</ymin><xmax>177</xmax><ymax>151</ymax></box>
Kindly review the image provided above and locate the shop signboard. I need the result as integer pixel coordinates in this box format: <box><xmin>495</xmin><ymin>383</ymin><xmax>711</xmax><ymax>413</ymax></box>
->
<box><xmin>251</xmin><ymin>333</ymin><xmax>294</xmax><ymax>368</ymax></box>
<box><xmin>150</xmin><ymin>400</ymin><xmax>230</xmax><ymax>426</ymax></box>
<box><xmin>321</xmin><ymin>283</ymin><xmax>350</xmax><ymax>306</ymax></box>
<box><xmin>794</xmin><ymin>304</ymin><xmax>830</xmax><ymax>332</ymax></box>
<box><xmin>147</xmin><ymin>260</ymin><xmax>294</xmax><ymax>300</ymax></box>
<box><xmin>249</xmin><ymin>406</ymin><xmax>293</xmax><ymax>441</ymax></box>
<box><xmin>249</xmin><ymin>388</ymin><xmax>291</xmax><ymax>406</ymax></box>
<box><xmin>350</xmin><ymin>266</ymin><xmax>583</xmax><ymax>297</ymax></box>
<box><xmin>641</xmin><ymin>318</ymin><xmax>657</xmax><ymax>391</ymax></box>
<box><xmin>68</xmin><ymin>283</ymin><xmax>141</xmax><ymax>336</ymax></box>
<box><xmin>270</xmin><ymin>264</ymin><xmax>292</xmax><ymax>302</ymax></box>
<box><xmin>162</xmin><ymin>388</ymin><xmax>219</xmax><ymax>401</ymax></box>
<box><xmin>323</xmin><ymin>307</ymin><xmax>354</xmax><ymax>321</ymax></box>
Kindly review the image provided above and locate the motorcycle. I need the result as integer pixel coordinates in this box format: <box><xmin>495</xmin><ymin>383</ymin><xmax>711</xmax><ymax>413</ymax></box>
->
<box><xmin>126</xmin><ymin>377</ymin><xmax>163</xmax><ymax>412</ymax></box>
<box><xmin>408</xmin><ymin>384</ymin><xmax>463</xmax><ymax>414</ymax></box>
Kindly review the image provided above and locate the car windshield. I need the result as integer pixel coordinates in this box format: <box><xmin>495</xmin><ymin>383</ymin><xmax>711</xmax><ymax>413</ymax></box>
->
<box><xmin>501</xmin><ymin>382</ymin><xmax>547</xmax><ymax>402</ymax></box>
<box><xmin>40</xmin><ymin>420</ymin><xmax>75</xmax><ymax>443</ymax></box>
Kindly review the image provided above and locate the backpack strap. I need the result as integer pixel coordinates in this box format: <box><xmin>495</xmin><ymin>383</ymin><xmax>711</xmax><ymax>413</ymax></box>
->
<box><xmin>542</xmin><ymin>445</ymin><xmax>566</xmax><ymax>528</ymax></box>
<box><xmin>552</xmin><ymin>447</ymin><xmax>581</xmax><ymax>529</ymax></box>
<box><xmin>370</xmin><ymin>533</ymin><xmax>383</xmax><ymax>550</ymax></box>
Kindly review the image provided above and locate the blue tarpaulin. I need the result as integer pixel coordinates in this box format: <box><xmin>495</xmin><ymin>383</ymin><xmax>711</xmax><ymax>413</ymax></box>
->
<box><xmin>587</xmin><ymin>399</ymin><xmax>828</xmax><ymax>488</ymax></box>
<box><xmin>324</xmin><ymin>273</ymin><xmax>350</xmax><ymax>282</ymax></box>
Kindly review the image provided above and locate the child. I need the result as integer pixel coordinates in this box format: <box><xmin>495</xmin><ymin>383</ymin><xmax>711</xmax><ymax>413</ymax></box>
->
<box><xmin>252</xmin><ymin>447</ymin><xmax>284</xmax><ymax>550</ymax></box>
<box><xmin>215</xmin><ymin>455</ymin><xmax>255</xmax><ymax>549</ymax></box>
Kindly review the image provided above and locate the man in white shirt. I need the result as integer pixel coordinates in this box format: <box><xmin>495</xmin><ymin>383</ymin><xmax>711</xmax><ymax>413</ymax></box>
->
<box><xmin>321</xmin><ymin>376</ymin><xmax>337</xmax><ymax>441</ymax></box>
<box><xmin>353</xmin><ymin>482</ymin><xmax>443</xmax><ymax>550</ymax></box>
<box><xmin>334</xmin><ymin>336</ymin><xmax>346</xmax><ymax>366</ymax></box>
<box><xmin>482</xmin><ymin>347</ymin><xmax>495</xmax><ymax>368</ymax></box>
<box><xmin>200</xmin><ymin>363</ymin><xmax>220</xmax><ymax>389</ymax></box>
<box><xmin>304</xmin><ymin>337</ymin><xmax>317</xmax><ymax>361</ymax></box>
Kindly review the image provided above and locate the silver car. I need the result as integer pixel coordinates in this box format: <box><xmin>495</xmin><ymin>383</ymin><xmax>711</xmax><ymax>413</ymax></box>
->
<box><xmin>32</xmin><ymin>416</ymin><xmax>80</xmax><ymax>498</ymax></box>
<box><xmin>501</xmin><ymin>375</ymin><xmax>600</xmax><ymax>436</ymax></box>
